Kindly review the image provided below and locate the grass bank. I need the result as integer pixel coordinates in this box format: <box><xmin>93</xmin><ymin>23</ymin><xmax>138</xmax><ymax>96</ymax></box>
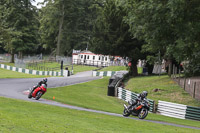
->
<box><xmin>27</xmin><ymin>62</ymin><xmax>98</xmax><ymax>73</ymax></box>
<box><xmin>43</xmin><ymin>77</ymin><xmax>200</xmax><ymax>128</ymax></box>
<box><xmin>0</xmin><ymin>68</ymin><xmax>48</xmax><ymax>79</ymax></box>
<box><xmin>68</xmin><ymin>65</ymin><xmax>98</xmax><ymax>74</ymax></box>
<box><xmin>0</xmin><ymin>97</ymin><xmax>199</xmax><ymax>133</ymax></box>
<box><xmin>125</xmin><ymin>75</ymin><xmax>200</xmax><ymax>107</ymax></box>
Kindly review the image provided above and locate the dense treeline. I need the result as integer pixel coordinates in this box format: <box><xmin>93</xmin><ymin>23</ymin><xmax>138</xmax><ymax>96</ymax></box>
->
<box><xmin>0</xmin><ymin>0</ymin><xmax>200</xmax><ymax>76</ymax></box>
<box><xmin>0</xmin><ymin>0</ymin><xmax>39</xmax><ymax>62</ymax></box>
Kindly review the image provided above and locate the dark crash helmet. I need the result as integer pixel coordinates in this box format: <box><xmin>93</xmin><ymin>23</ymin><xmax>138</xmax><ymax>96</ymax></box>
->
<box><xmin>43</xmin><ymin>78</ymin><xmax>48</xmax><ymax>83</ymax></box>
<box><xmin>141</xmin><ymin>91</ymin><xmax>148</xmax><ymax>98</ymax></box>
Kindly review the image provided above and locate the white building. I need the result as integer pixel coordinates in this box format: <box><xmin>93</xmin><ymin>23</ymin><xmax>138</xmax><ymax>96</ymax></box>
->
<box><xmin>72</xmin><ymin>50</ymin><xmax>111</xmax><ymax>67</ymax></box>
<box><xmin>72</xmin><ymin>50</ymin><xmax>127</xmax><ymax>67</ymax></box>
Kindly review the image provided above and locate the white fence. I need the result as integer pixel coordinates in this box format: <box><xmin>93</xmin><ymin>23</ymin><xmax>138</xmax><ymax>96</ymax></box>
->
<box><xmin>157</xmin><ymin>100</ymin><xmax>187</xmax><ymax>119</ymax></box>
<box><xmin>0</xmin><ymin>64</ymin><xmax>69</xmax><ymax>77</ymax></box>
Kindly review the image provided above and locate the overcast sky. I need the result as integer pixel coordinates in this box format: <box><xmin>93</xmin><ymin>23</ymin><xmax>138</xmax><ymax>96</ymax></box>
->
<box><xmin>32</xmin><ymin>0</ymin><xmax>44</xmax><ymax>8</ymax></box>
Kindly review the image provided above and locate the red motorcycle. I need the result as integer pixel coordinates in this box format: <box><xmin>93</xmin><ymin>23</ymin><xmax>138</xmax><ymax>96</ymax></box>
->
<box><xmin>28</xmin><ymin>84</ymin><xmax>47</xmax><ymax>100</ymax></box>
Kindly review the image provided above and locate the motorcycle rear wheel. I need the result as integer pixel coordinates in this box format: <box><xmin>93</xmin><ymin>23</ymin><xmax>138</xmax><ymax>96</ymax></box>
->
<box><xmin>138</xmin><ymin>109</ymin><xmax>148</xmax><ymax>119</ymax></box>
<box><xmin>28</xmin><ymin>89</ymin><xmax>33</xmax><ymax>99</ymax></box>
<box><xmin>35</xmin><ymin>91</ymin><xmax>42</xmax><ymax>100</ymax></box>
<box><xmin>123</xmin><ymin>109</ymin><xmax>131</xmax><ymax>117</ymax></box>
<box><xmin>28</xmin><ymin>92</ymin><xmax>32</xmax><ymax>98</ymax></box>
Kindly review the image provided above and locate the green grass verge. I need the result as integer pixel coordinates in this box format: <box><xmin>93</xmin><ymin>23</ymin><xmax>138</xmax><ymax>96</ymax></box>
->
<box><xmin>0</xmin><ymin>68</ymin><xmax>49</xmax><ymax>79</ymax></box>
<box><xmin>125</xmin><ymin>75</ymin><xmax>200</xmax><ymax>107</ymax></box>
<box><xmin>27</xmin><ymin>62</ymin><xmax>61</xmax><ymax>71</ymax></box>
<box><xmin>0</xmin><ymin>62</ymin><xmax>15</xmax><ymax>66</ymax></box>
<box><xmin>68</xmin><ymin>65</ymin><xmax>98</xmax><ymax>74</ymax></box>
<box><xmin>27</xmin><ymin>61</ymin><xmax>98</xmax><ymax>73</ymax></box>
<box><xmin>24</xmin><ymin>61</ymin><xmax>98</xmax><ymax>74</ymax></box>
<box><xmin>43</xmin><ymin>78</ymin><xmax>200</xmax><ymax>128</ymax></box>
<box><xmin>0</xmin><ymin>96</ymin><xmax>199</xmax><ymax>133</ymax></box>
<box><xmin>44</xmin><ymin>77</ymin><xmax>124</xmax><ymax>113</ymax></box>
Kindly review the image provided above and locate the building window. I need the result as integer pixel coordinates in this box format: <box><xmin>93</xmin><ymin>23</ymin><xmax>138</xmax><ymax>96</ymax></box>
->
<box><xmin>93</xmin><ymin>56</ymin><xmax>95</xmax><ymax>60</ymax></box>
<box><xmin>87</xmin><ymin>55</ymin><xmax>89</xmax><ymax>59</ymax></box>
<box><xmin>102</xmin><ymin>56</ymin><xmax>104</xmax><ymax>61</ymax></box>
<box><xmin>99</xmin><ymin>56</ymin><xmax>101</xmax><ymax>60</ymax></box>
<box><xmin>81</xmin><ymin>55</ymin><xmax>83</xmax><ymax>58</ymax></box>
<box><xmin>105</xmin><ymin>57</ymin><xmax>107</xmax><ymax>61</ymax></box>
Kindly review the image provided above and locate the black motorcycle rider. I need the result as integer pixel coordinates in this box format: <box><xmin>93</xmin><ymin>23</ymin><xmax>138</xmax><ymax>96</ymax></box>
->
<box><xmin>32</xmin><ymin>78</ymin><xmax>48</xmax><ymax>91</ymax></box>
<box><xmin>130</xmin><ymin>91</ymin><xmax>148</xmax><ymax>109</ymax></box>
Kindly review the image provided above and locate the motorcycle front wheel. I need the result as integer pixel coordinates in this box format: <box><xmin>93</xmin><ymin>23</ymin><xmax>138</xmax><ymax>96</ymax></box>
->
<box><xmin>35</xmin><ymin>91</ymin><xmax>43</xmax><ymax>100</ymax></box>
<box><xmin>138</xmin><ymin>108</ymin><xmax>148</xmax><ymax>119</ymax></box>
<box><xmin>123</xmin><ymin>108</ymin><xmax>131</xmax><ymax>117</ymax></box>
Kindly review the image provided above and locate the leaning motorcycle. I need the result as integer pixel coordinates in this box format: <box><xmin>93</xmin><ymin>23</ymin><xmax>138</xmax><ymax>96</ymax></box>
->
<box><xmin>28</xmin><ymin>84</ymin><xmax>47</xmax><ymax>100</ymax></box>
<box><xmin>123</xmin><ymin>99</ymin><xmax>150</xmax><ymax>119</ymax></box>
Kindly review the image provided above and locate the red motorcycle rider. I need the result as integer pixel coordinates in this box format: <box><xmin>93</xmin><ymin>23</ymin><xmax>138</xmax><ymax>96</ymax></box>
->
<box><xmin>33</xmin><ymin>78</ymin><xmax>48</xmax><ymax>91</ymax></box>
<box><xmin>28</xmin><ymin>78</ymin><xmax>48</xmax><ymax>100</ymax></box>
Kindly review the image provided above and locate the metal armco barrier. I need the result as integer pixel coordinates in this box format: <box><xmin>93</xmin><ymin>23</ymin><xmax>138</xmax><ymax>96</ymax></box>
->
<box><xmin>158</xmin><ymin>100</ymin><xmax>187</xmax><ymax>119</ymax></box>
<box><xmin>0</xmin><ymin>64</ymin><xmax>68</xmax><ymax>77</ymax></box>
<box><xmin>158</xmin><ymin>100</ymin><xmax>200</xmax><ymax>121</ymax></box>
<box><xmin>93</xmin><ymin>71</ymin><xmax>116</xmax><ymax>77</ymax></box>
<box><xmin>118</xmin><ymin>87</ymin><xmax>155</xmax><ymax>112</ymax></box>
<box><xmin>185</xmin><ymin>106</ymin><xmax>200</xmax><ymax>121</ymax></box>
<box><xmin>93</xmin><ymin>71</ymin><xmax>128</xmax><ymax>77</ymax></box>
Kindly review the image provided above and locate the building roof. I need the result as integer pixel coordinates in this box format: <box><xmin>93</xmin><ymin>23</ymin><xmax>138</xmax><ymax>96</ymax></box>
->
<box><xmin>73</xmin><ymin>50</ymin><xmax>103</xmax><ymax>56</ymax></box>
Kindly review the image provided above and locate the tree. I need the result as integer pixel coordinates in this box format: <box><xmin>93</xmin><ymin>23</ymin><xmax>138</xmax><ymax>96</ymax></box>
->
<box><xmin>39</xmin><ymin>0</ymin><xmax>60</xmax><ymax>55</ymax></box>
<box><xmin>91</xmin><ymin>0</ymin><xmax>144</xmax><ymax>76</ymax></box>
<box><xmin>0</xmin><ymin>0</ymin><xmax>39</xmax><ymax>62</ymax></box>
<box><xmin>39</xmin><ymin>0</ymin><xmax>98</xmax><ymax>56</ymax></box>
<box><xmin>125</xmin><ymin>0</ymin><xmax>200</xmax><ymax>76</ymax></box>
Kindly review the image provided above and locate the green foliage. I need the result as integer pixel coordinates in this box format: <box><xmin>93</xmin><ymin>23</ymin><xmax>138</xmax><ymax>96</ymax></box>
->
<box><xmin>39</xmin><ymin>0</ymin><xmax>98</xmax><ymax>56</ymax></box>
<box><xmin>0</xmin><ymin>0</ymin><xmax>40</xmax><ymax>61</ymax></box>
<box><xmin>1</xmin><ymin>0</ymin><xmax>200</xmax><ymax>76</ymax></box>
<box><xmin>125</xmin><ymin>0</ymin><xmax>200</xmax><ymax>76</ymax></box>
<box><xmin>184</xmin><ymin>52</ymin><xmax>200</xmax><ymax>77</ymax></box>
<box><xmin>91</xmin><ymin>0</ymin><xmax>144</xmax><ymax>76</ymax></box>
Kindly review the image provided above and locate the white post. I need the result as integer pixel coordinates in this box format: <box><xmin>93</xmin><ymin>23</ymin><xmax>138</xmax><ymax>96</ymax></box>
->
<box><xmin>63</xmin><ymin>70</ymin><xmax>69</xmax><ymax>77</ymax></box>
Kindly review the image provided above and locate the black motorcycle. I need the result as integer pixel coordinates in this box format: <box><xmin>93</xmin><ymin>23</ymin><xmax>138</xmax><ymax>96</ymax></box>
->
<box><xmin>123</xmin><ymin>99</ymin><xmax>150</xmax><ymax>119</ymax></box>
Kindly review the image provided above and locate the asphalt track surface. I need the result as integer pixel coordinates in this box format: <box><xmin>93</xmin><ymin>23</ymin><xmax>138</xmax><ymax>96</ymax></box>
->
<box><xmin>0</xmin><ymin>71</ymin><xmax>200</xmax><ymax>130</ymax></box>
